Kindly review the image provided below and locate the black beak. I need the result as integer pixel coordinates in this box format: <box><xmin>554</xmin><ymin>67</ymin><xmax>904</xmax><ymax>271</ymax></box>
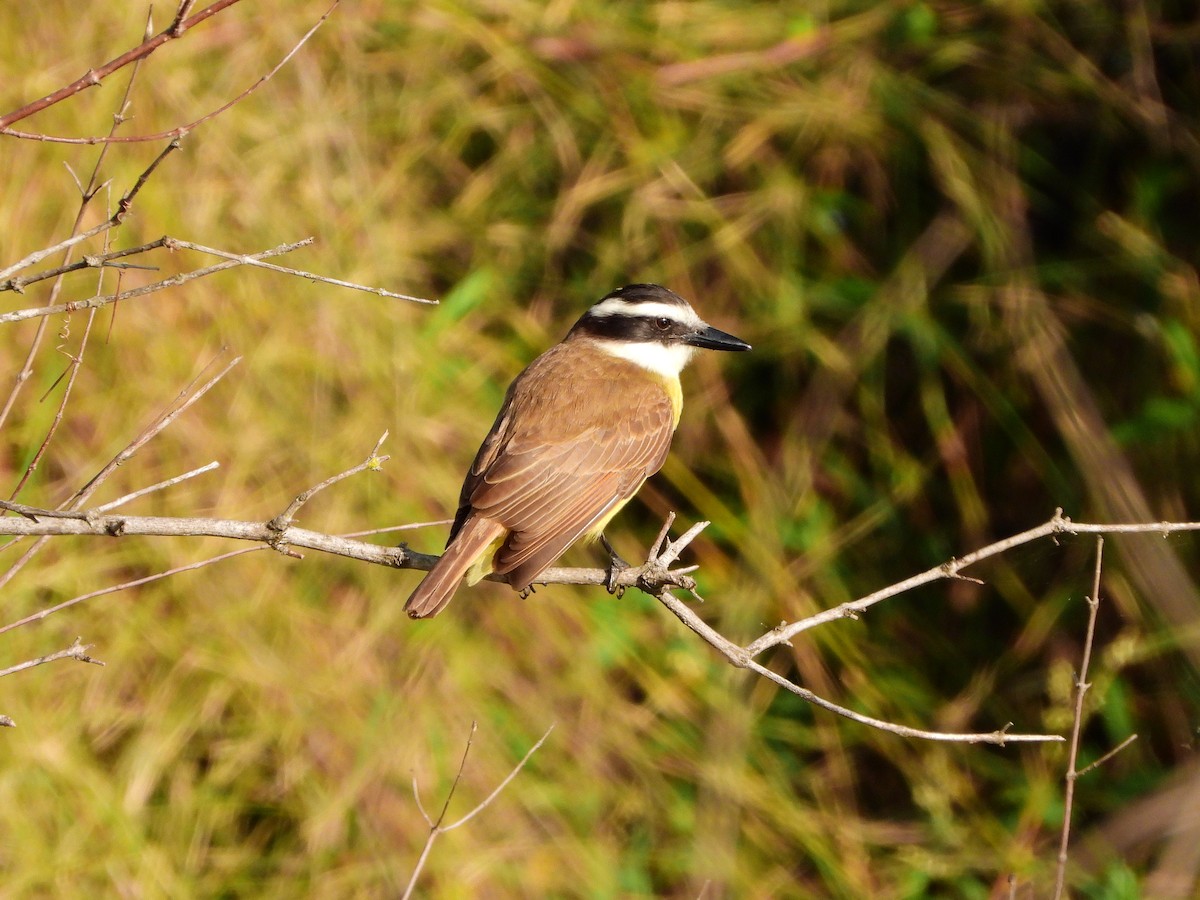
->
<box><xmin>684</xmin><ymin>324</ymin><xmax>751</xmax><ymax>352</ymax></box>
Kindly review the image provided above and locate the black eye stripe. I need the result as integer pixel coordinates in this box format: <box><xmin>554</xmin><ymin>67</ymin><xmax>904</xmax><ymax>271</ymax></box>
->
<box><xmin>573</xmin><ymin>313</ymin><xmax>690</xmax><ymax>342</ymax></box>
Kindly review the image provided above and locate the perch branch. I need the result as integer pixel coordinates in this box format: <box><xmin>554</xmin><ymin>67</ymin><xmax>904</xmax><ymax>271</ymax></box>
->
<box><xmin>4</xmin><ymin>485</ymin><xmax>1194</xmax><ymax>745</ymax></box>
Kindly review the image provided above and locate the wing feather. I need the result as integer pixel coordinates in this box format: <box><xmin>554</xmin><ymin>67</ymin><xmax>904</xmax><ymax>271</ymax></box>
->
<box><xmin>452</xmin><ymin>341</ymin><xmax>677</xmax><ymax>587</ymax></box>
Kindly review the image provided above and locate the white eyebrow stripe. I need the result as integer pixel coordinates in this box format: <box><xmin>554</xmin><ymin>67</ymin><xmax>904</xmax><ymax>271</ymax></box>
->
<box><xmin>588</xmin><ymin>299</ymin><xmax>703</xmax><ymax>326</ymax></box>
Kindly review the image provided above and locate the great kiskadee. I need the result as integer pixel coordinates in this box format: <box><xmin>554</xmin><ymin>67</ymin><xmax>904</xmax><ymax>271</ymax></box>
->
<box><xmin>405</xmin><ymin>283</ymin><xmax>750</xmax><ymax>619</ymax></box>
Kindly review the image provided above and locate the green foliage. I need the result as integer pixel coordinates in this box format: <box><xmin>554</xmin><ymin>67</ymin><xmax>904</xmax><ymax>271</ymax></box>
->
<box><xmin>2</xmin><ymin>0</ymin><xmax>1198</xmax><ymax>896</ymax></box>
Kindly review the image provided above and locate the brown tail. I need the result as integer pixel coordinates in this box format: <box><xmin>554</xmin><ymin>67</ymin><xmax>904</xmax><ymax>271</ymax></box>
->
<box><xmin>405</xmin><ymin>517</ymin><xmax>505</xmax><ymax>619</ymax></box>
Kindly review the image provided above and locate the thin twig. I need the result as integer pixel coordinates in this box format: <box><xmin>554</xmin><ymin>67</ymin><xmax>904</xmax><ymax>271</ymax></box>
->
<box><xmin>0</xmin><ymin>238</ymin><xmax>168</xmax><ymax>294</ymax></box>
<box><xmin>744</xmin><ymin>509</ymin><xmax>1200</xmax><ymax>657</ymax></box>
<box><xmin>657</xmin><ymin>519</ymin><xmax>709</xmax><ymax>568</ymax></box>
<box><xmin>0</xmin><ymin>355</ymin><xmax>240</xmax><ymax>591</ymax></box>
<box><xmin>0</xmin><ymin>240</ymin><xmax>309</xmax><ymax>325</ymax></box>
<box><xmin>403</xmin><ymin>723</ymin><xmax>554</xmax><ymax>899</ymax></box>
<box><xmin>7</xmin><ymin>251</ymin><xmax>103</xmax><ymax>502</ymax></box>
<box><xmin>1075</xmin><ymin>733</ymin><xmax>1138</xmax><ymax>777</ymax></box>
<box><xmin>339</xmin><ymin>519</ymin><xmax>454</xmax><ymax>539</ymax></box>
<box><xmin>93</xmin><ymin>461</ymin><xmax>221</xmax><ymax>512</ymax></box>
<box><xmin>0</xmin><ymin>62</ymin><xmax>158</xmax><ymax>437</ymax></box>
<box><xmin>174</xmin><ymin>240</ymin><xmax>436</xmax><ymax>304</ymax></box>
<box><xmin>1053</xmin><ymin>537</ymin><xmax>1105</xmax><ymax>900</ymax></box>
<box><xmin>0</xmin><ymin>546</ymin><xmax>264</xmax><ymax>637</ymax></box>
<box><xmin>0</xmin><ymin>2</ymin><xmax>339</xmax><ymax>145</ymax></box>
<box><xmin>0</xmin><ymin>0</ymin><xmax>243</xmax><ymax>130</ymax></box>
<box><xmin>1</xmin><ymin>235</ymin><xmax>433</xmax><ymax>305</ymax></box>
<box><xmin>269</xmin><ymin>433</ymin><xmax>390</xmax><ymax>533</ymax></box>
<box><xmin>0</xmin><ymin>637</ymin><xmax>105</xmax><ymax>679</ymax></box>
<box><xmin>654</xmin><ymin>586</ymin><xmax>1059</xmax><ymax>745</ymax></box>
<box><xmin>411</xmin><ymin>775</ymin><xmax>434</xmax><ymax>826</ymax></box>
<box><xmin>73</xmin><ymin>353</ymin><xmax>240</xmax><ymax>506</ymax></box>
<box><xmin>444</xmin><ymin>725</ymin><xmax>555</xmax><ymax>831</ymax></box>
<box><xmin>0</xmin><ymin>140</ymin><xmax>181</xmax><ymax>284</ymax></box>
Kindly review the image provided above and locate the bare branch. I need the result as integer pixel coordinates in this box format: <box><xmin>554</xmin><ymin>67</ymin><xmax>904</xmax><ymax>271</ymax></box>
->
<box><xmin>0</xmin><ymin>355</ymin><xmax>240</xmax><ymax>592</ymax></box>
<box><xmin>0</xmin><ymin>546</ymin><xmax>264</xmax><ymax>637</ymax></box>
<box><xmin>0</xmin><ymin>2</ymin><xmax>339</xmax><ymax>145</ymax></box>
<box><xmin>269</xmin><ymin>433</ymin><xmax>390</xmax><ymax>532</ymax></box>
<box><xmin>7</xmin><ymin>256</ymin><xmax>103</xmax><ymax>502</ymax></box>
<box><xmin>744</xmin><ymin>510</ymin><xmax>1200</xmax><ymax>657</ymax></box>
<box><xmin>93</xmin><ymin>461</ymin><xmax>221</xmax><ymax>513</ymax></box>
<box><xmin>0</xmin><ymin>81</ymin><xmax>165</xmax><ymax>437</ymax></box>
<box><xmin>1075</xmin><ymin>733</ymin><xmax>1138</xmax><ymax>777</ymax></box>
<box><xmin>340</xmin><ymin>519</ymin><xmax>454</xmax><ymax>539</ymax></box>
<box><xmin>71</xmin><ymin>354</ymin><xmax>240</xmax><ymax>506</ymax></box>
<box><xmin>641</xmin><ymin>543</ymin><xmax>1062</xmax><ymax>746</ymax></box>
<box><xmin>0</xmin><ymin>637</ymin><xmax>105</xmax><ymax>679</ymax></box>
<box><xmin>3</xmin><ymin>235</ymin><xmax>432</xmax><ymax>306</ymax></box>
<box><xmin>0</xmin><ymin>238</ymin><xmax>168</xmax><ymax>294</ymax></box>
<box><xmin>0</xmin><ymin>495</ymin><xmax>1187</xmax><ymax>747</ymax></box>
<box><xmin>444</xmin><ymin>723</ymin><xmax>556</xmax><ymax>830</ymax></box>
<box><xmin>0</xmin><ymin>240</ymin><xmax>309</xmax><ymax>326</ymax></box>
<box><xmin>404</xmin><ymin>723</ymin><xmax>554</xmax><ymax>899</ymax></box>
<box><xmin>0</xmin><ymin>1</ymin><xmax>244</xmax><ymax>130</ymax></box>
<box><xmin>0</xmin><ymin>139</ymin><xmax>181</xmax><ymax>284</ymax></box>
<box><xmin>174</xmin><ymin>240</ymin><xmax>436</xmax><ymax>304</ymax></box>
<box><xmin>1054</xmin><ymin>537</ymin><xmax>1106</xmax><ymax>900</ymax></box>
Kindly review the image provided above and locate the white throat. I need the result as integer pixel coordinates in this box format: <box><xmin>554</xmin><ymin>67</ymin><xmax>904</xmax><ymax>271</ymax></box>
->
<box><xmin>591</xmin><ymin>339</ymin><xmax>695</xmax><ymax>378</ymax></box>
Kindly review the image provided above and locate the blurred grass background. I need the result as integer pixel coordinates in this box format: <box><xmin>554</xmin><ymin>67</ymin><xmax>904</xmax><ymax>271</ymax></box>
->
<box><xmin>2</xmin><ymin>0</ymin><xmax>1199</xmax><ymax>896</ymax></box>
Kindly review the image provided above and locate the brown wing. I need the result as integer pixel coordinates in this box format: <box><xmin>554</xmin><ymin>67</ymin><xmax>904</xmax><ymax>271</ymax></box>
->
<box><xmin>450</xmin><ymin>341</ymin><xmax>676</xmax><ymax>587</ymax></box>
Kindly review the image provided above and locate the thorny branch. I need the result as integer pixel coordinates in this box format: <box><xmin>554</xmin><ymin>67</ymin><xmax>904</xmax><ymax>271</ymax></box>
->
<box><xmin>1052</xmin><ymin>539</ymin><xmax>1139</xmax><ymax>899</ymax></box>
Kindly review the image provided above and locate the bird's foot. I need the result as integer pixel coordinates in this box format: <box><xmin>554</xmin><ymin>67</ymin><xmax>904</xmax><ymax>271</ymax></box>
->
<box><xmin>600</xmin><ymin>533</ymin><xmax>630</xmax><ymax>597</ymax></box>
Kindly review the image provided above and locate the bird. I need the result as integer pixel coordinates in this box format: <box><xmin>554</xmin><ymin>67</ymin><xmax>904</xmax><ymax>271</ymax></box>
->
<box><xmin>405</xmin><ymin>283</ymin><xmax>750</xmax><ymax>619</ymax></box>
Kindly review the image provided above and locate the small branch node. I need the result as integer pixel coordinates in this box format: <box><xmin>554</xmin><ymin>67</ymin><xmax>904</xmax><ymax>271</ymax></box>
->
<box><xmin>67</xmin><ymin>636</ymin><xmax>106</xmax><ymax>667</ymax></box>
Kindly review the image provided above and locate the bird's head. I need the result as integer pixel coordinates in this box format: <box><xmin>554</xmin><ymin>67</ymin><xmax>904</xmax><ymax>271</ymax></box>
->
<box><xmin>568</xmin><ymin>284</ymin><xmax>751</xmax><ymax>377</ymax></box>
